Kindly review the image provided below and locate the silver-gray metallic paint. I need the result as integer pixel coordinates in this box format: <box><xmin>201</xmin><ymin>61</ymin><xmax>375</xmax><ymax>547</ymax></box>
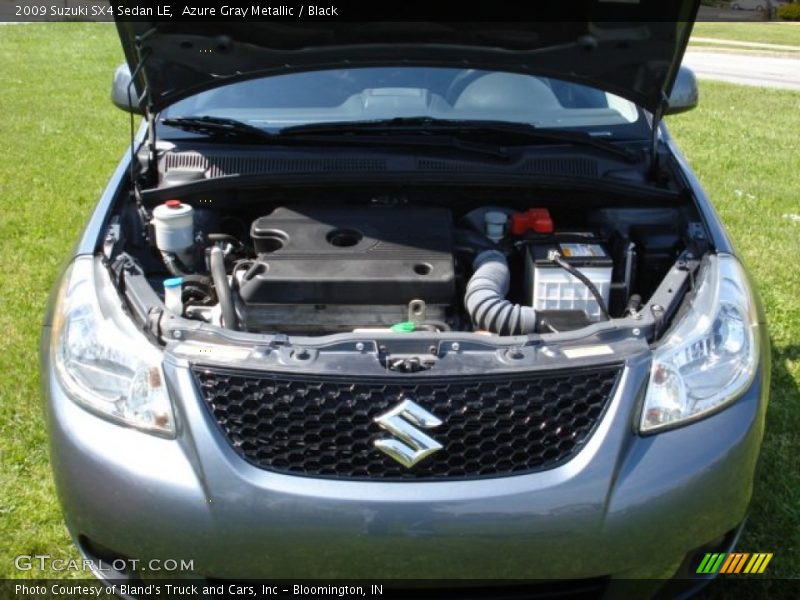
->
<box><xmin>40</xmin><ymin>117</ymin><xmax>770</xmax><ymax>583</ymax></box>
<box><xmin>41</xmin><ymin>320</ymin><xmax>768</xmax><ymax>579</ymax></box>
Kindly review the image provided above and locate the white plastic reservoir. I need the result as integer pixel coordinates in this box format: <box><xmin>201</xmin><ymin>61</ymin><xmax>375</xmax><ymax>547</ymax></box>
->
<box><xmin>153</xmin><ymin>200</ymin><xmax>194</xmax><ymax>254</ymax></box>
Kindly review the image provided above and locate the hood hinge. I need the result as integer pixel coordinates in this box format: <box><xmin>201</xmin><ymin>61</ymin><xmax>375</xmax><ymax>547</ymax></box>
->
<box><xmin>648</xmin><ymin>92</ymin><xmax>669</xmax><ymax>181</ymax></box>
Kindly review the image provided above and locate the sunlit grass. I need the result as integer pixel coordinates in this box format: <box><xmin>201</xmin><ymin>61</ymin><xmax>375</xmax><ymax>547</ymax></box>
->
<box><xmin>692</xmin><ymin>21</ymin><xmax>800</xmax><ymax>47</ymax></box>
<box><xmin>0</xmin><ymin>24</ymin><xmax>797</xmax><ymax>587</ymax></box>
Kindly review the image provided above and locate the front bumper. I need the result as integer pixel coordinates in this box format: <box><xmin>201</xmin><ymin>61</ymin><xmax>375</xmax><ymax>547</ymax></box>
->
<box><xmin>41</xmin><ymin>327</ymin><xmax>769</xmax><ymax>583</ymax></box>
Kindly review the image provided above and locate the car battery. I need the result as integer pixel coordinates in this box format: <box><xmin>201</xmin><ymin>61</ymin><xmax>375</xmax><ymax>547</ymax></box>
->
<box><xmin>524</xmin><ymin>240</ymin><xmax>613</xmax><ymax>321</ymax></box>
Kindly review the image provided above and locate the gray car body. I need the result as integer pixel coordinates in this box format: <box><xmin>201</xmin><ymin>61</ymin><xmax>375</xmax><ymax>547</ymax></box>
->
<box><xmin>40</xmin><ymin>119</ymin><xmax>771</xmax><ymax>588</ymax></box>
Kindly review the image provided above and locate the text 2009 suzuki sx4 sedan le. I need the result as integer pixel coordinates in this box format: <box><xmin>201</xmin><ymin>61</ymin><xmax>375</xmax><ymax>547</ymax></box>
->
<box><xmin>40</xmin><ymin>2</ymin><xmax>769</xmax><ymax>596</ymax></box>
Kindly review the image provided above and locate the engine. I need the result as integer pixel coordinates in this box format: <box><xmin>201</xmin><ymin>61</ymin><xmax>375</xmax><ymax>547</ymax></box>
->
<box><xmin>237</xmin><ymin>206</ymin><xmax>456</xmax><ymax>332</ymax></box>
<box><xmin>144</xmin><ymin>196</ymin><xmax>691</xmax><ymax>337</ymax></box>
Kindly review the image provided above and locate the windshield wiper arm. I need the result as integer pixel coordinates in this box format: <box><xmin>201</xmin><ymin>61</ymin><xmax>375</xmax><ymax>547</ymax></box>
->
<box><xmin>283</xmin><ymin>118</ymin><xmax>640</xmax><ymax>164</ymax></box>
<box><xmin>161</xmin><ymin>115</ymin><xmax>632</xmax><ymax>163</ymax></box>
<box><xmin>470</xmin><ymin>120</ymin><xmax>641</xmax><ymax>164</ymax></box>
<box><xmin>160</xmin><ymin>116</ymin><xmax>275</xmax><ymax>141</ymax></box>
<box><xmin>161</xmin><ymin>115</ymin><xmax>508</xmax><ymax>159</ymax></box>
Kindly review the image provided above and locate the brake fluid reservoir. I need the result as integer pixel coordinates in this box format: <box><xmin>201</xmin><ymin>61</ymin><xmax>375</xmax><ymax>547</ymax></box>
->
<box><xmin>153</xmin><ymin>200</ymin><xmax>194</xmax><ymax>253</ymax></box>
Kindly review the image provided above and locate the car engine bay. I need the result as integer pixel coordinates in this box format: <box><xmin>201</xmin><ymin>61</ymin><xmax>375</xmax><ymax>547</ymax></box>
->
<box><xmin>106</xmin><ymin>183</ymin><xmax>709</xmax><ymax>342</ymax></box>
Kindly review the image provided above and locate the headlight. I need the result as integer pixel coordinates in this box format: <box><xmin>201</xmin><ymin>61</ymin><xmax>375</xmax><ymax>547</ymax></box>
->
<box><xmin>51</xmin><ymin>257</ymin><xmax>175</xmax><ymax>436</ymax></box>
<box><xmin>641</xmin><ymin>254</ymin><xmax>759</xmax><ymax>433</ymax></box>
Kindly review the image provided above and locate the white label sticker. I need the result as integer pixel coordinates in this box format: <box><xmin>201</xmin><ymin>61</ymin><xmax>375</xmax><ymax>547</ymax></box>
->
<box><xmin>563</xmin><ymin>345</ymin><xmax>615</xmax><ymax>359</ymax></box>
<box><xmin>559</xmin><ymin>243</ymin><xmax>606</xmax><ymax>258</ymax></box>
<box><xmin>172</xmin><ymin>343</ymin><xmax>252</xmax><ymax>360</ymax></box>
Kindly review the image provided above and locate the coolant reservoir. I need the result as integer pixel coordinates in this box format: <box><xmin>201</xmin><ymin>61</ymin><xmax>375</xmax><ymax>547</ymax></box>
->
<box><xmin>153</xmin><ymin>200</ymin><xmax>194</xmax><ymax>254</ymax></box>
<box><xmin>163</xmin><ymin>277</ymin><xmax>184</xmax><ymax>315</ymax></box>
<box><xmin>484</xmin><ymin>211</ymin><xmax>508</xmax><ymax>242</ymax></box>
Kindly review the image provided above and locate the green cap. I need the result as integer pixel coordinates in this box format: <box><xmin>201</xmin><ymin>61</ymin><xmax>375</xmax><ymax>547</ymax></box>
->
<box><xmin>391</xmin><ymin>321</ymin><xmax>416</xmax><ymax>333</ymax></box>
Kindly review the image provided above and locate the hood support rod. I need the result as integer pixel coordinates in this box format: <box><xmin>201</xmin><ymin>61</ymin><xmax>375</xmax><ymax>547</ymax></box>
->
<box><xmin>649</xmin><ymin>92</ymin><xmax>669</xmax><ymax>181</ymax></box>
<box><xmin>126</xmin><ymin>46</ymin><xmax>150</xmax><ymax>193</ymax></box>
<box><xmin>145</xmin><ymin>110</ymin><xmax>157</xmax><ymax>183</ymax></box>
<box><xmin>132</xmin><ymin>36</ymin><xmax>158</xmax><ymax>185</ymax></box>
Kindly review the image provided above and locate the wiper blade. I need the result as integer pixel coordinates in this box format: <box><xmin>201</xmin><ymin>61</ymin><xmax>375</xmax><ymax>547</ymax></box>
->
<box><xmin>284</xmin><ymin>118</ymin><xmax>640</xmax><ymax>164</ymax></box>
<box><xmin>160</xmin><ymin>116</ymin><xmax>274</xmax><ymax>141</ymax></box>
<box><xmin>283</xmin><ymin>117</ymin><xmax>472</xmax><ymax>135</ymax></box>
<box><xmin>469</xmin><ymin>120</ymin><xmax>641</xmax><ymax>164</ymax></box>
<box><xmin>161</xmin><ymin>116</ymin><xmax>634</xmax><ymax>164</ymax></box>
<box><xmin>161</xmin><ymin>115</ymin><xmax>508</xmax><ymax>159</ymax></box>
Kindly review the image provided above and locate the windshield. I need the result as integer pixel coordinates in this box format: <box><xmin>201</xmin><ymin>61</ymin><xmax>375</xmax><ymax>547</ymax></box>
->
<box><xmin>161</xmin><ymin>67</ymin><xmax>646</xmax><ymax>136</ymax></box>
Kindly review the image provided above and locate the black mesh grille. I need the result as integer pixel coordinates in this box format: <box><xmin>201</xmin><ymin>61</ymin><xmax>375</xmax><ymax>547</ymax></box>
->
<box><xmin>162</xmin><ymin>151</ymin><xmax>388</xmax><ymax>177</ymax></box>
<box><xmin>193</xmin><ymin>365</ymin><xmax>622</xmax><ymax>480</ymax></box>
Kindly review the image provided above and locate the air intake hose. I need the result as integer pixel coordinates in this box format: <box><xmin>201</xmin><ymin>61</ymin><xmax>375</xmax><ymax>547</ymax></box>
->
<box><xmin>209</xmin><ymin>246</ymin><xmax>238</xmax><ymax>330</ymax></box>
<box><xmin>465</xmin><ymin>250</ymin><xmax>537</xmax><ymax>335</ymax></box>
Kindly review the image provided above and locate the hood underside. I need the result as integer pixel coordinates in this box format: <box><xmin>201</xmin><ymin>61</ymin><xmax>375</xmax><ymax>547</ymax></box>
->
<box><xmin>115</xmin><ymin>2</ymin><xmax>699</xmax><ymax>115</ymax></box>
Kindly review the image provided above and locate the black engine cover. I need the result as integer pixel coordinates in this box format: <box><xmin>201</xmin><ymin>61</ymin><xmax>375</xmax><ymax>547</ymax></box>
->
<box><xmin>239</xmin><ymin>206</ymin><xmax>455</xmax><ymax>305</ymax></box>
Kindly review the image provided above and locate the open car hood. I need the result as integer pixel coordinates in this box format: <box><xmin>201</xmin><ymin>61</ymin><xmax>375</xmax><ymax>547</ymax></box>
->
<box><xmin>115</xmin><ymin>1</ymin><xmax>699</xmax><ymax>115</ymax></box>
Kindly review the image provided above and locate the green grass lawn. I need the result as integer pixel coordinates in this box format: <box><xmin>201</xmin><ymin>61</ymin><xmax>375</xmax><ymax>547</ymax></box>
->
<box><xmin>0</xmin><ymin>23</ymin><xmax>798</xmax><ymax>588</ymax></box>
<box><xmin>0</xmin><ymin>23</ymin><xmax>129</xmax><ymax>580</ymax></box>
<box><xmin>692</xmin><ymin>21</ymin><xmax>800</xmax><ymax>47</ymax></box>
<box><xmin>667</xmin><ymin>81</ymin><xmax>800</xmax><ymax>585</ymax></box>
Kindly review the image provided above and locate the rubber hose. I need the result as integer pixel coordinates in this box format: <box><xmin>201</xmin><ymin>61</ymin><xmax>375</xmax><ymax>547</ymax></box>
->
<box><xmin>454</xmin><ymin>228</ymin><xmax>497</xmax><ymax>255</ymax></box>
<box><xmin>161</xmin><ymin>251</ymin><xmax>188</xmax><ymax>277</ymax></box>
<box><xmin>464</xmin><ymin>250</ymin><xmax>537</xmax><ymax>335</ymax></box>
<box><xmin>209</xmin><ymin>246</ymin><xmax>238</xmax><ymax>330</ymax></box>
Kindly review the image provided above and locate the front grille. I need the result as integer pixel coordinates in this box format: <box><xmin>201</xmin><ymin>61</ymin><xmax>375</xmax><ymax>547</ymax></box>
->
<box><xmin>193</xmin><ymin>365</ymin><xmax>622</xmax><ymax>480</ymax></box>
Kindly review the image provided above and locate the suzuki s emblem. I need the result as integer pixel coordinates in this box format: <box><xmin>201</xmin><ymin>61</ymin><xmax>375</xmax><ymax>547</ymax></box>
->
<box><xmin>373</xmin><ymin>399</ymin><xmax>443</xmax><ymax>468</ymax></box>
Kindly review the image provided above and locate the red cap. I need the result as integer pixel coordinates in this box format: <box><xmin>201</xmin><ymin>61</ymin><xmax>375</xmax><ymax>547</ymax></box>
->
<box><xmin>510</xmin><ymin>208</ymin><xmax>554</xmax><ymax>235</ymax></box>
<box><xmin>165</xmin><ymin>199</ymin><xmax>182</xmax><ymax>209</ymax></box>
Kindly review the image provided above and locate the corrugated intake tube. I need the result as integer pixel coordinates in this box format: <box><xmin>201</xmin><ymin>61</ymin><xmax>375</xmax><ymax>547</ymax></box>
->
<box><xmin>465</xmin><ymin>250</ymin><xmax>537</xmax><ymax>335</ymax></box>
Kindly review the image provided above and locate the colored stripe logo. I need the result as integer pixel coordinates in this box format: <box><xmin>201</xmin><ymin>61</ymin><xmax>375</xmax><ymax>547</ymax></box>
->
<box><xmin>697</xmin><ymin>552</ymin><xmax>773</xmax><ymax>574</ymax></box>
